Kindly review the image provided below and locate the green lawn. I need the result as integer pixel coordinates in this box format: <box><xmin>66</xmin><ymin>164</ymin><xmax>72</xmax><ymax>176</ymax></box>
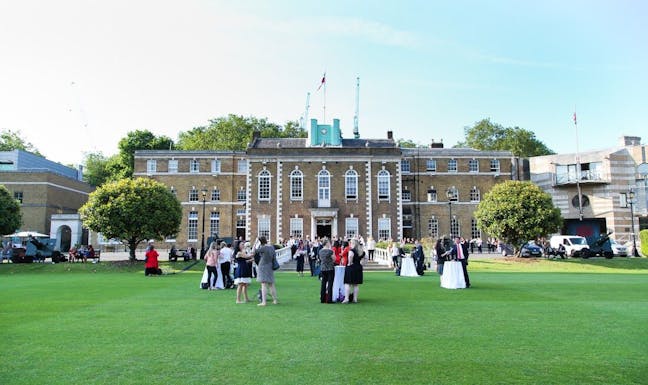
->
<box><xmin>1</xmin><ymin>258</ymin><xmax>647</xmax><ymax>385</ymax></box>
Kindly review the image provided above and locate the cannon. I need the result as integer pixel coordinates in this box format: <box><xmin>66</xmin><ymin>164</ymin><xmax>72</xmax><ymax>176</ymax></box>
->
<box><xmin>586</xmin><ymin>232</ymin><xmax>614</xmax><ymax>259</ymax></box>
<box><xmin>21</xmin><ymin>236</ymin><xmax>63</xmax><ymax>263</ymax></box>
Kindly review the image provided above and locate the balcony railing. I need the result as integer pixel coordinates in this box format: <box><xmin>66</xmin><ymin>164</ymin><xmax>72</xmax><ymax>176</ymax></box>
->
<box><xmin>554</xmin><ymin>170</ymin><xmax>608</xmax><ymax>185</ymax></box>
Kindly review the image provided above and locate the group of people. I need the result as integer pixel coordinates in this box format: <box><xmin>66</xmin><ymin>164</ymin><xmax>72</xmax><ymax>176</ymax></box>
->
<box><xmin>68</xmin><ymin>244</ymin><xmax>95</xmax><ymax>263</ymax></box>
<box><xmin>387</xmin><ymin>239</ymin><xmax>426</xmax><ymax>275</ymax></box>
<box><xmin>434</xmin><ymin>236</ymin><xmax>471</xmax><ymax>288</ymax></box>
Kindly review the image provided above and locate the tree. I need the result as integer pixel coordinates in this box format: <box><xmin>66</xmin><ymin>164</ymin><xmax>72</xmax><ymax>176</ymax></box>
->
<box><xmin>0</xmin><ymin>185</ymin><xmax>21</xmax><ymax>235</ymax></box>
<box><xmin>397</xmin><ymin>139</ymin><xmax>419</xmax><ymax>148</ymax></box>
<box><xmin>116</xmin><ymin>130</ymin><xmax>174</xmax><ymax>178</ymax></box>
<box><xmin>0</xmin><ymin>129</ymin><xmax>42</xmax><ymax>156</ymax></box>
<box><xmin>82</xmin><ymin>152</ymin><xmax>114</xmax><ymax>187</ymax></box>
<box><xmin>474</xmin><ymin>181</ymin><xmax>562</xmax><ymax>255</ymax></box>
<box><xmin>79</xmin><ymin>178</ymin><xmax>182</xmax><ymax>260</ymax></box>
<box><xmin>177</xmin><ymin>115</ymin><xmax>306</xmax><ymax>151</ymax></box>
<box><xmin>456</xmin><ymin>119</ymin><xmax>554</xmax><ymax>157</ymax></box>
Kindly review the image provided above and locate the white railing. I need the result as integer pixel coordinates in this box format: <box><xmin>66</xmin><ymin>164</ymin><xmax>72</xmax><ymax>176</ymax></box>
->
<box><xmin>276</xmin><ymin>246</ymin><xmax>292</xmax><ymax>265</ymax></box>
<box><xmin>373</xmin><ymin>248</ymin><xmax>392</xmax><ymax>266</ymax></box>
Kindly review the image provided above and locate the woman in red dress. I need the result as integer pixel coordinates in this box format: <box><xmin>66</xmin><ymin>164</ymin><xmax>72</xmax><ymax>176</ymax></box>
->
<box><xmin>145</xmin><ymin>245</ymin><xmax>162</xmax><ymax>276</ymax></box>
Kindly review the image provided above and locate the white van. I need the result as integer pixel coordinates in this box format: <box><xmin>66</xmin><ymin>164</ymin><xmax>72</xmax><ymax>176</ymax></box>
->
<box><xmin>549</xmin><ymin>235</ymin><xmax>590</xmax><ymax>257</ymax></box>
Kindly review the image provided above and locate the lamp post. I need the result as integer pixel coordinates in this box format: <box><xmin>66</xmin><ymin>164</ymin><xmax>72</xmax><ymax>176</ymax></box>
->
<box><xmin>628</xmin><ymin>188</ymin><xmax>638</xmax><ymax>257</ymax></box>
<box><xmin>446</xmin><ymin>189</ymin><xmax>453</xmax><ymax>238</ymax></box>
<box><xmin>200</xmin><ymin>187</ymin><xmax>208</xmax><ymax>259</ymax></box>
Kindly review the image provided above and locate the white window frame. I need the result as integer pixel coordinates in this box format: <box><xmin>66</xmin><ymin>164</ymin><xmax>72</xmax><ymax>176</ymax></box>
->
<box><xmin>426</xmin><ymin>159</ymin><xmax>436</xmax><ymax>172</ymax></box>
<box><xmin>490</xmin><ymin>159</ymin><xmax>500</xmax><ymax>173</ymax></box>
<box><xmin>189</xmin><ymin>188</ymin><xmax>199</xmax><ymax>202</ymax></box>
<box><xmin>471</xmin><ymin>218</ymin><xmax>481</xmax><ymax>239</ymax></box>
<box><xmin>146</xmin><ymin>159</ymin><xmax>156</xmax><ymax>174</ymax></box>
<box><xmin>377</xmin><ymin>169</ymin><xmax>390</xmax><ymax>201</ymax></box>
<box><xmin>210</xmin><ymin>212</ymin><xmax>220</xmax><ymax>238</ymax></box>
<box><xmin>377</xmin><ymin>217</ymin><xmax>391</xmax><ymax>241</ymax></box>
<box><xmin>402</xmin><ymin>190</ymin><xmax>411</xmax><ymax>202</ymax></box>
<box><xmin>237</xmin><ymin>159</ymin><xmax>248</xmax><ymax>173</ymax></box>
<box><xmin>318</xmin><ymin>169</ymin><xmax>331</xmax><ymax>207</ymax></box>
<box><xmin>448</xmin><ymin>159</ymin><xmax>457</xmax><ymax>173</ymax></box>
<box><xmin>190</xmin><ymin>159</ymin><xmax>200</xmax><ymax>173</ymax></box>
<box><xmin>469</xmin><ymin>159</ymin><xmax>479</xmax><ymax>173</ymax></box>
<box><xmin>290</xmin><ymin>217</ymin><xmax>303</xmax><ymax>239</ymax></box>
<box><xmin>168</xmin><ymin>159</ymin><xmax>178</xmax><ymax>173</ymax></box>
<box><xmin>188</xmin><ymin>211</ymin><xmax>198</xmax><ymax>241</ymax></box>
<box><xmin>345</xmin><ymin>217</ymin><xmax>359</xmax><ymax>239</ymax></box>
<box><xmin>258</xmin><ymin>169</ymin><xmax>271</xmax><ymax>201</ymax></box>
<box><xmin>258</xmin><ymin>217</ymin><xmax>271</xmax><ymax>240</ymax></box>
<box><xmin>427</xmin><ymin>188</ymin><xmax>437</xmax><ymax>203</ymax></box>
<box><xmin>448</xmin><ymin>187</ymin><xmax>459</xmax><ymax>202</ymax></box>
<box><xmin>290</xmin><ymin>169</ymin><xmax>303</xmax><ymax>201</ymax></box>
<box><xmin>401</xmin><ymin>160</ymin><xmax>411</xmax><ymax>173</ymax></box>
<box><xmin>345</xmin><ymin>169</ymin><xmax>358</xmax><ymax>200</ymax></box>
<box><xmin>237</xmin><ymin>189</ymin><xmax>247</xmax><ymax>202</ymax></box>
<box><xmin>450</xmin><ymin>217</ymin><xmax>460</xmax><ymax>238</ymax></box>
<box><xmin>470</xmin><ymin>187</ymin><xmax>480</xmax><ymax>202</ymax></box>
<box><xmin>211</xmin><ymin>188</ymin><xmax>220</xmax><ymax>201</ymax></box>
<box><xmin>211</xmin><ymin>159</ymin><xmax>221</xmax><ymax>173</ymax></box>
<box><xmin>428</xmin><ymin>217</ymin><xmax>439</xmax><ymax>238</ymax></box>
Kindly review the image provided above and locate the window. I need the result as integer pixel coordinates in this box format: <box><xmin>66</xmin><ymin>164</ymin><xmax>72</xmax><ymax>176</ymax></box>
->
<box><xmin>428</xmin><ymin>217</ymin><xmax>439</xmax><ymax>238</ymax></box>
<box><xmin>190</xmin><ymin>160</ymin><xmax>200</xmax><ymax>173</ymax></box>
<box><xmin>236</xmin><ymin>208</ymin><xmax>246</xmax><ymax>216</ymax></box>
<box><xmin>490</xmin><ymin>159</ymin><xmax>500</xmax><ymax>172</ymax></box>
<box><xmin>14</xmin><ymin>191</ymin><xmax>23</xmax><ymax>204</ymax></box>
<box><xmin>427</xmin><ymin>188</ymin><xmax>437</xmax><ymax>203</ymax></box>
<box><xmin>237</xmin><ymin>189</ymin><xmax>247</xmax><ymax>202</ymax></box>
<box><xmin>402</xmin><ymin>190</ymin><xmax>411</xmax><ymax>202</ymax></box>
<box><xmin>146</xmin><ymin>160</ymin><xmax>156</xmax><ymax>174</ymax></box>
<box><xmin>290</xmin><ymin>218</ymin><xmax>303</xmax><ymax>238</ymax></box>
<box><xmin>401</xmin><ymin>160</ymin><xmax>411</xmax><ymax>173</ymax></box>
<box><xmin>211</xmin><ymin>188</ymin><xmax>220</xmax><ymax>201</ymax></box>
<box><xmin>189</xmin><ymin>188</ymin><xmax>199</xmax><ymax>202</ymax></box>
<box><xmin>258</xmin><ymin>217</ymin><xmax>270</xmax><ymax>240</ymax></box>
<box><xmin>318</xmin><ymin>169</ymin><xmax>331</xmax><ymax>206</ymax></box>
<box><xmin>555</xmin><ymin>161</ymin><xmax>604</xmax><ymax>184</ymax></box>
<box><xmin>345</xmin><ymin>217</ymin><xmax>359</xmax><ymax>239</ymax></box>
<box><xmin>211</xmin><ymin>159</ymin><xmax>221</xmax><ymax>173</ymax></box>
<box><xmin>469</xmin><ymin>159</ymin><xmax>479</xmax><ymax>173</ymax></box>
<box><xmin>168</xmin><ymin>159</ymin><xmax>178</xmax><ymax>173</ymax></box>
<box><xmin>236</xmin><ymin>209</ymin><xmax>246</xmax><ymax>230</ymax></box>
<box><xmin>345</xmin><ymin>169</ymin><xmax>358</xmax><ymax>200</ymax></box>
<box><xmin>170</xmin><ymin>187</ymin><xmax>177</xmax><ymax>197</ymax></box>
<box><xmin>188</xmin><ymin>211</ymin><xmax>198</xmax><ymax>241</ymax></box>
<box><xmin>471</xmin><ymin>218</ymin><xmax>481</xmax><ymax>239</ymax></box>
<box><xmin>470</xmin><ymin>187</ymin><xmax>480</xmax><ymax>202</ymax></box>
<box><xmin>448</xmin><ymin>159</ymin><xmax>457</xmax><ymax>173</ymax></box>
<box><xmin>377</xmin><ymin>217</ymin><xmax>391</xmax><ymax>241</ymax></box>
<box><xmin>238</xmin><ymin>159</ymin><xmax>248</xmax><ymax>173</ymax></box>
<box><xmin>210</xmin><ymin>212</ymin><xmax>220</xmax><ymax>237</ymax></box>
<box><xmin>377</xmin><ymin>169</ymin><xmax>390</xmax><ymax>201</ymax></box>
<box><xmin>258</xmin><ymin>170</ymin><xmax>271</xmax><ymax>201</ymax></box>
<box><xmin>450</xmin><ymin>217</ymin><xmax>460</xmax><ymax>238</ymax></box>
<box><xmin>290</xmin><ymin>169</ymin><xmax>303</xmax><ymax>201</ymax></box>
<box><xmin>448</xmin><ymin>187</ymin><xmax>458</xmax><ymax>202</ymax></box>
<box><xmin>426</xmin><ymin>159</ymin><xmax>436</xmax><ymax>172</ymax></box>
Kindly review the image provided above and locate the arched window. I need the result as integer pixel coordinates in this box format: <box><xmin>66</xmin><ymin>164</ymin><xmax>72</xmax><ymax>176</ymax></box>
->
<box><xmin>258</xmin><ymin>169</ymin><xmax>271</xmax><ymax>201</ymax></box>
<box><xmin>290</xmin><ymin>169</ymin><xmax>303</xmax><ymax>201</ymax></box>
<box><xmin>318</xmin><ymin>169</ymin><xmax>331</xmax><ymax>207</ymax></box>
<box><xmin>377</xmin><ymin>169</ymin><xmax>390</xmax><ymax>201</ymax></box>
<box><xmin>345</xmin><ymin>169</ymin><xmax>358</xmax><ymax>200</ymax></box>
<box><xmin>450</xmin><ymin>217</ymin><xmax>460</xmax><ymax>238</ymax></box>
<box><xmin>470</xmin><ymin>186</ymin><xmax>480</xmax><ymax>202</ymax></box>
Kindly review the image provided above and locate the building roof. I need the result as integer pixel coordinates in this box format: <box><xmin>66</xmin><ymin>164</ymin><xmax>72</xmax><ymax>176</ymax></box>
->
<box><xmin>401</xmin><ymin>147</ymin><xmax>513</xmax><ymax>157</ymax></box>
<box><xmin>249</xmin><ymin>137</ymin><xmax>397</xmax><ymax>149</ymax></box>
<box><xmin>0</xmin><ymin>150</ymin><xmax>81</xmax><ymax>181</ymax></box>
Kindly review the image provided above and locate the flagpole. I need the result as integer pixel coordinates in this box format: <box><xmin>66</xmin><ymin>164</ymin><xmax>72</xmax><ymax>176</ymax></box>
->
<box><xmin>323</xmin><ymin>76</ymin><xmax>327</xmax><ymax>124</ymax></box>
<box><xmin>574</xmin><ymin>107</ymin><xmax>583</xmax><ymax>221</ymax></box>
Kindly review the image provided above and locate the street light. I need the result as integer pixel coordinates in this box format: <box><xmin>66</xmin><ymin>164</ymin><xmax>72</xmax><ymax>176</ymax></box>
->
<box><xmin>628</xmin><ymin>188</ymin><xmax>638</xmax><ymax>257</ymax></box>
<box><xmin>200</xmin><ymin>187</ymin><xmax>208</xmax><ymax>259</ymax></box>
<box><xmin>446</xmin><ymin>189</ymin><xmax>454</xmax><ymax>238</ymax></box>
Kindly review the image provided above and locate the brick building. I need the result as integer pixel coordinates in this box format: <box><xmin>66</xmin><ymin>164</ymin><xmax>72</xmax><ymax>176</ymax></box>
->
<box><xmin>134</xmin><ymin>119</ymin><xmax>521</xmax><ymax>247</ymax></box>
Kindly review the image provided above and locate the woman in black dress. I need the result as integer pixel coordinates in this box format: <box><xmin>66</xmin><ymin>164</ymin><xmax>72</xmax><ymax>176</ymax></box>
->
<box><xmin>295</xmin><ymin>240</ymin><xmax>306</xmax><ymax>277</ymax></box>
<box><xmin>342</xmin><ymin>239</ymin><xmax>365</xmax><ymax>303</ymax></box>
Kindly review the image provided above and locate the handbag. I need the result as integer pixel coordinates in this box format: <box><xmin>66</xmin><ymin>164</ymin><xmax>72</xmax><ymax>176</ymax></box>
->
<box><xmin>272</xmin><ymin>257</ymin><xmax>280</xmax><ymax>270</ymax></box>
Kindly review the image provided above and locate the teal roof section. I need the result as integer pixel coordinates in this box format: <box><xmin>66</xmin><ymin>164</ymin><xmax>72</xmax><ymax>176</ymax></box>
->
<box><xmin>310</xmin><ymin>118</ymin><xmax>342</xmax><ymax>146</ymax></box>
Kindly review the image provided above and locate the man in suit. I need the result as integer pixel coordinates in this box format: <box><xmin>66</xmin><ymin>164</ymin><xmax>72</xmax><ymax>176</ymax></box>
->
<box><xmin>413</xmin><ymin>240</ymin><xmax>425</xmax><ymax>275</ymax></box>
<box><xmin>450</xmin><ymin>236</ymin><xmax>471</xmax><ymax>288</ymax></box>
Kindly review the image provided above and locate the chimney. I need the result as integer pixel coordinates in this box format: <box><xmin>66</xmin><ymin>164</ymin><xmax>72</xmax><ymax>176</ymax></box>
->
<box><xmin>77</xmin><ymin>164</ymin><xmax>84</xmax><ymax>181</ymax></box>
<box><xmin>620</xmin><ymin>135</ymin><xmax>641</xmax><ymax>146</ymax></box>
<box><xmin>387</xmin><ymin>131</ymin><xmax>393</xmax><ymax>140</ymax></box>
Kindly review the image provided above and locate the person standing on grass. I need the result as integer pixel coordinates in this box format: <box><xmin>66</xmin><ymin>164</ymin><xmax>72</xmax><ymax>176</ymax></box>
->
<box><xmin>318</xmin><ymin>238</ymin><xmax>335</xmax><ymax>303</ymax></box>
<box><xmin>450</xmin><ymin>236</ymin><xmax>471</xmax><ymax>288</ymax></box>
<box><xmin>205</xmin><ymin>242</ymin><xmax>219</xmax><ymax>290</ymax></box>
<box><xmin>435</xmin><ymin>238</ymin><xmax>446</xmax><ymax>275</ymax></box>
<box><xmin>220</xmin><ymin>242</ymin><xmax>234</xmax><ymax>289</ymax></box>
<box><xmin>234</xmin><ymin>241</ymin><xmax>253</xmax><ymax>303</ymax></box>
<box><xmin>144</xmin><ymin>244</ymin><xmax>162</xmax><ymax>276</ymax></box>
<box><xmin>256</xmin><ymin>236</ymin><xmax>278</xmax><ymax>306</ymax></box>
<box><xmin>342</xmin><ymin>239</ymin><xmax>365</xmax><ymax>303</ymax></box>
<box><xmin>366</xmin><ymin>236</ymin><xmax>376</xmax><ymax>261</ymax></box>
<box><xmin>295</xmin><ymin>240</ymin><xmax>306</xmax><ymax>277</ymax></box>
<box><xmin>341</xmin><ymin>240</ymin><xmax>350</xmax><ymax>266</ymax></box>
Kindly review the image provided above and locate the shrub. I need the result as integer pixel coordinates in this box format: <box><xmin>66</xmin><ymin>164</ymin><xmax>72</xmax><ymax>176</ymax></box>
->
<box><xmin>640</xmin><ymin>229</ymin><xmax>648</xmax><ymax>257</ymax></box>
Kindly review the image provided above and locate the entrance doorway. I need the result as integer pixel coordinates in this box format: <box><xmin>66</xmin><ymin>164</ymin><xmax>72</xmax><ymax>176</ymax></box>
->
<box><xmin>57</xmin><ymin>225</ymin><xmax>72</xmax><ymax>252</ymax></box>
<box><xmin>316</xmin><ymin>219</ymin><xmax>332</xmax><ymax>239</ymax></box>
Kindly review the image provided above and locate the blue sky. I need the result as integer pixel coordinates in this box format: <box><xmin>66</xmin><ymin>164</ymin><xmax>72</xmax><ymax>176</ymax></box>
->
<box><xmin>0</xmin><ymin>0</ymin><xmax>646</xmax><ymax>165</ymax></box>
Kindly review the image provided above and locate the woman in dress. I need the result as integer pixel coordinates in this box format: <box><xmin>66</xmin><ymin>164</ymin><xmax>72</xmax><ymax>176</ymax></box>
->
<box><xmin>256</xmin><ymin>236</ymin><xmax>278</xmax><ymax>306</ymax></box>
<box><xmin>234</xmin><ymin>241</ymin><xmax>253</xmax><ymax>303</ymax></box>
<box><xmin>332</xmin><ymin>240</ymin><xmax>342</xmax><ymax>266</ymax></box>
<box><xmin>295</xmin><ymin>240</ymin><xmax>306</xmax><ymax>277</ymax></box>
<box><xmin>318</xmin><ymin>238</ymin><xmax>335</xmax><ymax>303</ymax></box>
<box><xmin>205</xmin><ymin>242</ymin><xmax>219</xmax><ymax>290</ymax></box>
<box><xmin>340</xmin><ymin>240</ymin><xmax>350</xmax><ymax>266</ymax></box>
<box><xmin>342</xmin><ymin>239</ymin><xmax>365</xmax><ymax>303</ymax></box>
<box><xmin>144</xmin><ymin>244</ymin><xmax>162</xmax><ymax>276</ymax></box>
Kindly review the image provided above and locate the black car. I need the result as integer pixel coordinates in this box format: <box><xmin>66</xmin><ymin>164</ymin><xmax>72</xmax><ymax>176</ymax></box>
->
<box><xmin>501</xmin><ymin>241</ymin><xmax>543</xmax><ymax>257</ymax></box>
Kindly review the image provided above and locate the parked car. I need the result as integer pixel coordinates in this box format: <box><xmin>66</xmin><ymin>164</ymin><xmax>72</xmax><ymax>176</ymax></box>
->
<box><xmin>549</xmin><ymin>235</ymin><xmax>590</xmax><ymax>258</ymax></box>
<box><xmin>609</xmin><ymin>239</ymin><xmax>628</xmax><ymax>257</ymax></box>
<box><xmin>500</xmin><ymin>241</ymin><xmax>543</xmax><ymax>257</ymax></box>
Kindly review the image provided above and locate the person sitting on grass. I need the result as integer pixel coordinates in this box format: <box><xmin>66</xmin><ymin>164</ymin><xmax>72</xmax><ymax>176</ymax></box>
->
<box><xmin>145</xmin><ymin>244</ymin><xmax>162</xmax><ymax>276</ymax></box>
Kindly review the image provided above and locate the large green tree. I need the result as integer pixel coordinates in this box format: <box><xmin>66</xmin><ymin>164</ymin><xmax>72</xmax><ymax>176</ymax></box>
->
<box><xmin>456</xmin><ymin>119</ymin><xmax>554</xmax><ymax>157</ymax></box>
<box><xmin>81</xmin><ymin>152</ymin><xmax>116</xmax><ymax>187</ymax></box>
<box><xmin>475</xmin><ymin>180</ymin><xmax>562</xmax><ymax>255</ymax></box>
<box><xmin>0</xmin><ymin>185</ymin><xmax>21</xmax><ymax>235</ymax></box>
<box><xmin>177</xmin><ymin>115</ymin><xmax>306</xmax><ymax>151</ymax></box>
<box><xmin>0</xmin><ymin>129</ymin><xmax>42</xmax><ymax>156</ymax></box>
<box><xmin>115</xmin><ymin>130</ymin><xmax>174</xmax><ymax>178</ymax></box>
<box><xmin>79</xmin><ymin>178</ymin><xmax>182</xmax><ymax>260</ymax></box>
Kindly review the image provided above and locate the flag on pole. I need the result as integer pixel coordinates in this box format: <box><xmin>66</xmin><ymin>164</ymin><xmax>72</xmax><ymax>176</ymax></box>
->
<box><xmin>573</xmin><ymin>112</ymin><xmax>577</xmax><ymax>125</ymax></box>
<box><xmin>317</xmin><ymin>73</ymin><xmax>326</xmax><ymax>91</ymax></box>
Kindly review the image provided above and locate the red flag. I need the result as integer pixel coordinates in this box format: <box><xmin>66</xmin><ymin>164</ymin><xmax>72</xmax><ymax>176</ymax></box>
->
<box><xmin>317</xmin><ymin>73</ymin><xmax>326</xmax><ymax>91</ymax></box>
<box><xmin>573</xmin><ymin>112</ymin><xmax>577</xmax><ymax>125</ymax></box>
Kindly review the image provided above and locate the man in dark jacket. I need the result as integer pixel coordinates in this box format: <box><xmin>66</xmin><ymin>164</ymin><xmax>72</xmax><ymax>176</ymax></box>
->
<box><xmin>450</xmin><ymin>236</ymin><xmax>471</xmax><ymax>288</ymax></box>
<box><xmin>413</xmin><ymin>240</ymin><xmax>425</xmax><ymax>275</ymax></box>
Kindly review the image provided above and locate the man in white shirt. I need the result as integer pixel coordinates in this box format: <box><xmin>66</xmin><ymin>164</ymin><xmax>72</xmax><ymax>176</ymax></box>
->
<box><xmin>219</xmin><ymin>242</ymin><xmax>234</xmax><ymax>288</ymax></box>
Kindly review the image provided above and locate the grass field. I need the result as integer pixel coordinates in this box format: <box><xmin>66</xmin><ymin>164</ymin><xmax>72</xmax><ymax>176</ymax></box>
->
<box><xmin>1</xmin><ymin>258</ymin><xmax>647</xmax><ymax>385</ymax></box>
